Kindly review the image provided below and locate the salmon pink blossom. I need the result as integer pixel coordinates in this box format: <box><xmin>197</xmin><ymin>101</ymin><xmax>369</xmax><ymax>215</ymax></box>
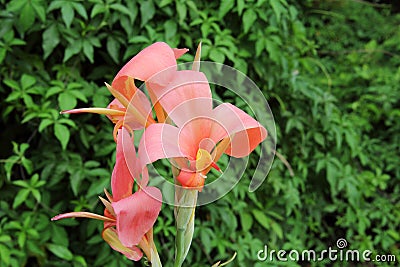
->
<box><xmin>138</xmin><ymin>71</ymin><xmax>267</xmax><ymax>190</ymax></box>
<box><xmin>52</xmin><ymin>128</ymin><xmax>162</xmax><ymax>261</ymax></box>
<box><xmin>61</xmin><ymin>42</ymin><xmax>188</xmax><ymax>139</ymax></box>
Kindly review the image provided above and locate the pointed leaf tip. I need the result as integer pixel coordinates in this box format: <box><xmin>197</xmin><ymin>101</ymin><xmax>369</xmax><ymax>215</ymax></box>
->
<box><xmin>192</xmin><ymin>42</ymin><xmax>202</xmax><ymax>71</ymax></box>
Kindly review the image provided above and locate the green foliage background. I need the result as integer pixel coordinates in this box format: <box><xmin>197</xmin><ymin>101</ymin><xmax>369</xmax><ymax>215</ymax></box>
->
<box><xmin>1</xmin><ymin>0</ymin><xmax>399</xmax><ymax>266</ymax></box>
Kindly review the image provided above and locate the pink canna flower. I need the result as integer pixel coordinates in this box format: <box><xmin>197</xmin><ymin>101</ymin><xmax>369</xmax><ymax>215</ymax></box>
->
<box><xmin>138</xmin><ymin>70</ymin><xmax>267</xmax><ymax>190</ymax></box>
<box><xmin>61</xmin><ymin>42</ymin><xmax>189</xmax><ymax>139</ymax></box>
<box><xmin>52</xmin><ymin>128</ymin><xmax>162</xmax><ymax>261</ymax></box>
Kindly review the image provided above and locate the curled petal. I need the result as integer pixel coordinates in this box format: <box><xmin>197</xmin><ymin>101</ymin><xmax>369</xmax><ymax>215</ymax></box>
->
<box><xmin>176</xmin><ymin>170</ymin><xmax>205</xmax><ymax>191</ymax></box>
<box><xmin>210</xmin><ymin>103</ymin><xmax>267</xmax><ymax>157</ymax></box>
<box><xmin>102</xmin><ymin>227</ymin><xmax>143</xmax><ymax>261</ymax></box>
<box><xmin>178</xmin><ymin>117</ymin><xmax>213</xmax><ymax>159</ymax></box>
<box><xmin>112</xmin><ymin>42</ymin><xmax>181</xmax><ymax>92</ymax></box>
<box><xmin>112</xmin><ymin>187</ymin><xmax>162</xmax><ymax>247</ymax></box>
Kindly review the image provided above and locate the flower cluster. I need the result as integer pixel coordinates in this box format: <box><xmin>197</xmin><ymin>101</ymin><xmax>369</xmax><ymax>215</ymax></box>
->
<box><xmin>52</xmin><ymin>42</ymin><xmax>267</xmax><ymax>265</ymax></box>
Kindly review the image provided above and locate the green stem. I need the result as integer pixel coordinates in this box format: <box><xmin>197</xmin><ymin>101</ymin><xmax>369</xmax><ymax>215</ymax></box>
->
<box><xmin>174</xmin><ymin>189</ymin><xmax>197</xmax><ymax>267</ymax></box>
<box><xmin>174</xmin><ymin>227</ymin><xmax>186</xmax><ymax>267</ymax></box>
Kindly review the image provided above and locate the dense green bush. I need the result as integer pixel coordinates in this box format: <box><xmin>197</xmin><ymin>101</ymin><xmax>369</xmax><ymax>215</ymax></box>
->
<box><xmin>1</xmin><ymin>0</ymin><xmax>399</xmax><ymax>266</ymax></box>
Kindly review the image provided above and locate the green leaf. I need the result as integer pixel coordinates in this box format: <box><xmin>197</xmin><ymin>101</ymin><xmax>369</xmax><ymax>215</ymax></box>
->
<box><xmin>4</xmin><ymin>79</ymin><xmax>20</xmax><ymax>90</ymax></box>
<box><xmin>0</xmin><ymin>244</ymin><xmax>10</xmax><ymax>265</ymax></box>
<box><xmin>20</xmin><ymin>143</ymin><xmax>29</xmax><ymax>154</ymax></box>
<box><xmin>47</xmin><ymin>244</ymin><xmax>74</xmax><ymax>261</ymax></box>
<box><xmin>21</xmin><ymin>158</ymin><xmax>33</xmax><ymax>174</ymax></box>
<box><xmin>0</xmin><ymin>48</ymin><xmax>6</xmax><ymax>64</ymax></box>
<box><xmin>31</xmin><ymin>189</ymin><xmax>41</xmax><ymax>202</ymax></box>
<box><xmin>18</xmin><ymin>231</ymin><xmax>26</xmax><ymax>248</ymax></box>
<box><xmin>71</xmin><ymin>2</ymin><xmax>88</xmax><ymax>20</ymax></box>
<box><xmin>58</xmin><ymin>119</ymin><xmax>76</xmax><ymax>128</ymax></box>
<box><xmin>240</xmin><ymin>212</ymin><xmax>253</xmax><ymax>232</ymax></box>
<box><xmin>64</xmin><ymin>40</ymin><xmax>82</xmax><ymax>62</ymax></box>
<box><xmin>242</xmin><ymin>8</ymin><xmax>257</xmax><ymax>33</ymax></box>
<box><xmin>20</xmin><ymin>2</ymin><xmax>36</xmax><ymax>31</ymax></box>
<box><xmin>237</xmin><ymin>0</ymin><xmax>245</xmax><ymax>15</ymax></box>
<box><xmin>265</xmin><ymin>39</ymin><xmax>280</xmax><ymax>63</ymax></box>
<box><xmin>129</xmin><ymin>35</ymin><xmax>150</xmax><ymax>44</ymax></box>
<box><xmin>54</xmin><ymin>123</ymin><xmax>70</xmax><ymax>150</ymax></box>
<box><xmin>314</xmin><ymin>132</ymin><xmax>325</xmax><ymax>146</ymax></box>
<box><xmin>255</xmin><ymin>39</ymin><xmax>264</xmax><ymax>57</ymax></box>
<box><xmin>4</xmin><ymin>156</ymin><xmax>18</xmax><ymax>180</ymax></box>
<box><xmin>88</xmin><ymin>37</ymin><xmax>101</xmax><ymax>47</ymax></box>
<box><xmin>58</xmin><ymin>92</ymin><xmax>77</xmax><ymax>110</ymax></box>
<box><xmin>200</xmin><ymin>228</ymin><xmax>212</xmax><ymax>254</ymax></box>
<box><xmin>13</xmin><ymin>188</ymin><xmax>30</xmax><ymax>208</ymax></box>
<box><xmin>47</xmin><ymin>0</ymin><xmax>63</xmax><ymax>12</ymax></box>
<box><xmin>107</xmin><ymin>37</ymin><xmax>120</xmax><ymax>63</ymax></box>
<box><xmin>209</xmin><ymin>49</ymin><xmax>225</xmax><ymax>63</ymax></box>
<box><xmin>32</xmin><ymin>0</ymin><xmax>46</xmax><ymax>22</ymax></box>
<box><xmin>270</xmin><ymin>220</ymin><xmax>283</xmax><ymax>239</ymax></box>
<box><xmin>73</xmin><ymin>255</ymin><xmax>87</xmax><ymax>267</ymax></box>
<box><xmin>252</xmin><ymin>209</ymin><xmax>270</xmax><ymax>230</ymax></box>
<box><xmin>43</xmin><ymin>24</ymin><xmax>60</xmax><ymax>59</ymax></box>
<box><xmin>39</xmin><ymin>119</ymin><xmax>54</xmax><ymax>132</ymax></box>
<box><xmin>0</xmin><ymin>235</ymin><xmax>11</xmax><ymax>243</ymax></box>
<box><xmin>61</xmin><ymin>3</ymin><xmax>74</xmax><ymax>28</ymax></box>
<box><xmin>90</xmin><ymin>4</ymin><xmax>106</xmax><ymax>18</ymax></box>
<box><xmin>176</xmin><ymin>1</ymin><xmax>187</xmax><ymax>24</ymax></box>
<box><xmin>270</xmin><ymin>0</ymin><xmax>285</xmax><ymax>21</ymax></box>
<box><xmin>13</xmin><ymin>180</ymin><xmax>30</xmax><ymax>188</ymax></box>
<box><xmin>70</xmin><ymin>171</ymin><xmax>83</xmax><ymax>196</ymax></box>
<box><xmin>51</xmin><ymin>225</ymin><xmax>69</xmax><ymax>246</ymax></box>
<box><xmin>69</xmin><ymin>90</ymin><xmax>87</xmax><ymax>102</ymax></box>
<box><xmin>140</xmin><ymin>1</ymin><xmax>155</xmax><ymax>28</ymax></box>
<box><xmin>219</xmin><ymin>0</ymin><xmax>235</xmax><ymax>19</ymax></box>
<box><xmin>21</xmin><ymin>74</ymin><xmax>36</xmax><ymax>90</ymax></box>
<box><xmin>164</xmin><ymin>20</ymin><xmax>177</xmax><ymax>40</ymax></box>
<box><xmin>7</xmin><ymin>0</ymin><xmax>26</xmax><ymax>12</ymax></box>
<box><xmin>46</xmin><ymin>87</ymin><xmax>63</xmax><ymax>99</ymax></box>
<box><xmin>110</xmin><ymin>3</ymin><xmax>132</xmax><ymax>17</ymax></box>
<box><xmin>83</xmin><ymin>40</ymin><xmax>94</xmax><ymax>63</ymax></box>
<box><xmin>159</xmin><ymin>0</ymin><xmax>173</xmax><ymax>8</ymax></box>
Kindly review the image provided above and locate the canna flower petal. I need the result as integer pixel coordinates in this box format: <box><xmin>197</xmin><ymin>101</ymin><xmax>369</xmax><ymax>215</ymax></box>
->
<box><xmin>138</xmin><ymin>123</ymin><xmax>188</xmax><ymax>168</ymax></box>
<box><xmin>138</xmin><ymin>72</ymin><xmax>267</xmax><ymax>189</ymax></box>
<box><xmin>173</xmin><ymin>48</ymin><xmax>189</xmax><ymax>59</ymax></box>
<box><xmin>111</xmin><ymin>128</ymin><xmax>135</xmax><ymax>202</ymax></box>
<box><xmin>176</xmin><ymin>170</ymin><xmax>204</xmax><ymax>190</ymax></box>
<box><xmin>102</xmin><ymin>227</ymin><xmax>143</xmax><ymax>261</ymax></box>
<box><xmin>210</xmin><ymin>103</ymin><xmax>267</xmax><ymax>158</ymax></box>
<box><xmin>112</xmin><ymin>187</ymin><xmax>162</xmax><ymax>248</ymax></box>
<box><xmin>177</xmin><ymin>118</ymin><xmax>213</xmax><ymax>159</ymax></box>
<box><xmin>112</xmin><ymin>42</ymin><xmax>188</xmax><ymax>93</ymax></box>
<box><xmin>150</xmin><ymin>70</ymin><xmax>213</xmax><ymax>127</ymax></box>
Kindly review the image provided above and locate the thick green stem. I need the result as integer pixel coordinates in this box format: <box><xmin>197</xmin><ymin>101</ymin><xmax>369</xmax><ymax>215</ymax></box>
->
<box><xmin>174</xmin><ymin>189</ymin><xmax>197</xmax><ymax>267</ymax></box>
